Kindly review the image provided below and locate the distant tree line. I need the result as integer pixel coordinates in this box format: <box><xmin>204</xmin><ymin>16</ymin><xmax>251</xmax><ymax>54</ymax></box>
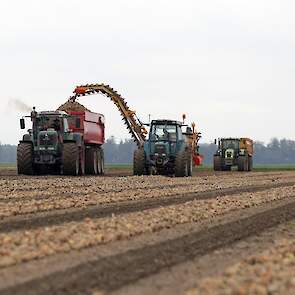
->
<box><xmin>1</xmin><ymin>138</ymin><xmax>295</xmax><ymax>165</ymax></box>
<box><xmin>0</xmin><ymin>143</ymin><xmax>17</xmax><ymax>163</ymax></box>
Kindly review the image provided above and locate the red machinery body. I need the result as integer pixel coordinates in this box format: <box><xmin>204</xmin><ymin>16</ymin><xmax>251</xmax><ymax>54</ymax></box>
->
<box><xmin>67</xmin><ymin>111</ymin><xmax>105</xmax><ymax>146</ymax></box>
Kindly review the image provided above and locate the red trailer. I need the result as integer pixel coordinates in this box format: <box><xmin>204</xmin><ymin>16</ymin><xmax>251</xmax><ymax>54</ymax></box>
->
<box><xmin>67</xmin><ymin>110</ymin><xmax>105</xmax><ymax>175</ymax></box>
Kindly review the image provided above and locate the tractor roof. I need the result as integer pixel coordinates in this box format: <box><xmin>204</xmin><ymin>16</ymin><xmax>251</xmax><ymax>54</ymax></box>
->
<box><xmin>220</xmin><ymin>138</ymin><xmax>240</xmax><ymax>141</ymax></box>
<box><xmin>38</xmin><ymin>111</ymin><xmax>67</xmax><ymax>117</ymax></box>
<box><xmin>151</xmin><ymin>119</ymin><xmax>182</xmax><ymax>126</ymax></box>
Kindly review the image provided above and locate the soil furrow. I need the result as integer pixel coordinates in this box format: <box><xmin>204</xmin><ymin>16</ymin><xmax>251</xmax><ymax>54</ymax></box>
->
<box><xmin>0</xmin><ymin>173</ymin><xmax>290</xmax><ymax>203</ymax></box>
<box><xmin>2</xmin><ymin>199</ymin><xmax>295</xmax><ymax>295</ymax></box>
<box><xmin>0</xmin><ymin>181</ymin><xmax>294</xmax><ymax>234</ymax></box>
<box><xmin>0</xmin><ymin>176</ymin><xmax>294</xmax><ymax>204</ymax></box>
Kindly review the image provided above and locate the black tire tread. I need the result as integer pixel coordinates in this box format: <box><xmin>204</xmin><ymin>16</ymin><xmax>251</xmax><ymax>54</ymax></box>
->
<box><xmin>63</xmin><ymin>143</ymin><xmax>79</xmax><ymax>176</ymax></box>
<box><xmin>85</xmin><ymin>148</ymin><xmax>98</xmax><ymax>175</ymax></box>
<box><xmin>175</xmin><ymin>150</ymin><xmax>188</xmax><ymax>177</ymax></box>
<box><xmin>133</xmin><ymin>148</ymin><xmax>145</xmax><ymax>176</ymax></box>
<box><xmin>17</xmin><ymin>143</ymin><xmax>33</xmax><ymax>175</ymax></box>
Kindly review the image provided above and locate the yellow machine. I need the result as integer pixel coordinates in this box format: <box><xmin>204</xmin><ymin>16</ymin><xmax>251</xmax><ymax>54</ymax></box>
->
<box><xmin>214</xmin><ymin>137</ymin><xmax>254</xmax><ymax>171</ymax></box>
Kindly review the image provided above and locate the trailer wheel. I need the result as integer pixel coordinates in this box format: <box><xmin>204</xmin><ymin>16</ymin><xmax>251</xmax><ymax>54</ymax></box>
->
<box><xmin>63</xmin><ymin>143</ymin><xmax>79</xmax><ymax>176</ymax></box>
<box><xmin>85</xmin><ymin>148</ymin><xmax>98</xmax><ymax>175</ymax></box>
<box><xmin>175</xmin><ymin>150</ymin><xmax>188</xmax><ymax>177</ymax></box>
<box><xmin>79</xmin><ymin>146</ymin><xmax>85</xmax><ymax>176</ymax></box>
<box><xmin>213</xmin><ymin>155</ymin><xmax>222</xmax><ymax>171</ymax></box>
<box><xmin>133</xmin><ymin>148</ymin><xmax>146</xmax><ymax>176</ymax></box>
<box><xmin>100</xmin><ymin>149</ymin><xmax>105</xmax><ymax>175</ymax></box>
<box><xmin>17</xmin><ymin>142</ymin><xmax>34</xmax><ymax>175</ymax></box>
<box><xmin>238</xmin><ymin>156</ymin><xmax>248</xmax><ymax>171</ymax></box>
<box><xmin>97</xmin><ymin>148</ymin><xmax>105</xmax><ymax>175</ymax></box>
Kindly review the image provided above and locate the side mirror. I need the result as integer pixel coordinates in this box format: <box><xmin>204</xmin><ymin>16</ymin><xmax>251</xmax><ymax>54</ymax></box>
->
<box><xmin>76</xmin><ymin>118</ymin><xmax>81</xmax><ymax>129</ymax></box>
<box><xmin>214</xmin><ymin>139</ymin><xmax>217</xmax><ymax>145</ymax></box>
<box><xmin>20</xmin><ymin>119</ymin><xmax>25</xmax><ymax>130</ymax></box>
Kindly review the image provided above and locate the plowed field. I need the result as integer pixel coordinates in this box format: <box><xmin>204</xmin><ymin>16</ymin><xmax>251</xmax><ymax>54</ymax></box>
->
<box><xmin>0</xmin><ymin>170</ymin><xmax>294</xmax><ymax>294</ymax></box>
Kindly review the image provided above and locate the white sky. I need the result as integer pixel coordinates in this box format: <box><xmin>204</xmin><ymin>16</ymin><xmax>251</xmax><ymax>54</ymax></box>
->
<box><xmin>1</xmin><ymin>0</ymin><xmax>295</xmax><ymax>144</ymax></box>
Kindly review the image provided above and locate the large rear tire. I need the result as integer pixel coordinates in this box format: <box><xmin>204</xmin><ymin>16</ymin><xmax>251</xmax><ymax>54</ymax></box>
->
<box><xmin>63</xmin><ymin>143</ymin><xmax>79</xmax><ymax>176</ymax></box>
<box><xmin>133</xmin><ymin>148</ymin><xmax>146</xmax><ymax>176</ymax></box>
<box><xmin>17</xmin><ymin>142</ymin><xmax>34</xmax><ymax>175</ymax></box>
<box><xmin>85</xmin><ymin>147</ymin><xmax>98</xmax><ymax>175</ymax></box>
<box><xmin>213</xmin><ymin>155</ymin><xmax>221</xmax><ymax>171</ymax></box>
<box><xmin>175</xmin><ymin>150</ymin><xmax>188</xmax><ymax>177</ymax></box>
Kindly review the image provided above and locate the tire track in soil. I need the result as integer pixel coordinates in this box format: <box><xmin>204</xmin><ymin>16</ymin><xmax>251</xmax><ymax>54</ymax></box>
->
<box><xmin>0</xmin><ymin>176</ymin><xmax>295</xmax><ymax>204</ymax></box>
<box><xmin>2</xmin><ymin>199</ymin><xmax>295</xmax><ymax>295</ymax></box>
<box><xmin>1</xmin><ymin>181</ymin><xmax>295</xmax><ymax>234</ymax></box>
<box><xmin>0</xmin><ymin>173</ymin><xmax>291</xmax><ymax>204</ymax></box>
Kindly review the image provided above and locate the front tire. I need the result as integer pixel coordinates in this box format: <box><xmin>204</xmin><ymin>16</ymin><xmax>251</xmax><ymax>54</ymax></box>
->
<box><xmin>17</xmin><ymin>142</ymin><xmax>34</xmax><ymax>175</ymax></box>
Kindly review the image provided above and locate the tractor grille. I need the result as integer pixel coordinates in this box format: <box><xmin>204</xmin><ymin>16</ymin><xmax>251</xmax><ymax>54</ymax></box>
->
<box><xmin>39</xmin><ymin>133</ymin><xmax>58</xmax><ymax>147</ymax></box>
<box><xmin>155</xmin><ymin>144</ymin><xmax>166</xmax><ymax>154</ymax></box>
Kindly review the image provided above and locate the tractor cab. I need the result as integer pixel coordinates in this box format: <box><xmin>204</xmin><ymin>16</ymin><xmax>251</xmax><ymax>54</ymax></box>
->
<box><xmin>218</xmin><ymin>138</ymin><xmax>240</xmax><ymax>159</ymax></box>
<box><xmin>144</xmin><ymin>120</ymin><xmax>185</xmax><ymax>174</ymax></box>
<box><xmin>19</xmin><ymin>109</ymin><xmax>79</xmax><ymax>170</ymax></box>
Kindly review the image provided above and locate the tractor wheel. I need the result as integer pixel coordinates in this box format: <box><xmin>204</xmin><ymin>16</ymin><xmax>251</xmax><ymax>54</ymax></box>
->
<box><xmin>175</xmin><ymin>150</ymin><xmax>188</xmax><ymax>177</ymax></box>
<box><xmin>63</xmin><ymin>143</ymin><xmax>79</xmax><ymax>176</ymax></box>
<box><xmin>187</xmin><ymin>151</ymin><xmax>193</xmax><ymax>177</ymax></box>
<box><xmin>213</xmin><ymin>155</ymin><xmax>222</xmax><ymax>171</ymax></box>
<box><xmin>79</xmin><ymin>147</ymin><xmax>85</xmax><ymax>176</ymax></box>
<box><xmin>85</xmin><ymin>148</ymin><xmax>98</xmax><ymax>175</ymax></box>
<box><xmin>97</xmin><ymin>148</ymin><xmax>105</xmax><ymax>175</ymax></box>
<box><xmin>17</xmin><ymin>142</ymin><xmax>34</xmax><ymax>175</ymax></box>
<box><xmin>248</xmin><ymin>156</ymin><xmax>253</xmax><ymax>171</ymax></box>
<box><xmin>238</xmin><ymin>156</ymin><xmax>248</xmax><ymax>171</ymax></box>
<box><xmin>133</xmin><ymin>148</ymin><xmax>146</xmax><ymax>176</ymax></box>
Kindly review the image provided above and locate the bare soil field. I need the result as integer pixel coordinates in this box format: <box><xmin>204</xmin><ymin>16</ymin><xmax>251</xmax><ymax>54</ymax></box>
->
<box><xmin>0</xmin><ymin>169</ymin><xmax>294</xmax><ymax>294</ymax></box>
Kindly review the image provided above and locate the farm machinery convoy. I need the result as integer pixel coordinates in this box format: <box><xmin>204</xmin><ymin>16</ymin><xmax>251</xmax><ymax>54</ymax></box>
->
<box><xmin>17</xmin><ymin>84</ymin><xmax>203</xmax><ymax>176</ymax></box>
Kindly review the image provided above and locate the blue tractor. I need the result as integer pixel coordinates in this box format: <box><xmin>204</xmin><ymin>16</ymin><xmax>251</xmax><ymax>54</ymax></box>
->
<box><xmin>133</xmin><ymin>119</ymin><xmax>202</xmax><ymax>177</ymax></box>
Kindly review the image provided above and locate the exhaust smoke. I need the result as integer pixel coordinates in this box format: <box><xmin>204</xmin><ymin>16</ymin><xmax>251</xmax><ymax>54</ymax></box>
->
<box><xmin>8</xmin><ymin>98</ymin><xmax>32</xmax><ymax>112</ymax></box>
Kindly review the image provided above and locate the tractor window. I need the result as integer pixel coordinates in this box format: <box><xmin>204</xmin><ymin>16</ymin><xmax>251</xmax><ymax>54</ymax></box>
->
<box><xmin>38</xmin><ymin>116</ymin><xmax>63</xmax><ymax>132</ymax></box>
<box><xmin>63</xmin><ymin>119</ymin><xmax>70</xmax><ymax>132</ymax></box>
<box><xmin>222</xmin><ymin>140</ymin><xmax>239</xmax><ymax>150</ymax></box>
<box><xmin>151</xmin><ymin>125</ymin><xmax>177</xmax><ymax>142</ymax></box>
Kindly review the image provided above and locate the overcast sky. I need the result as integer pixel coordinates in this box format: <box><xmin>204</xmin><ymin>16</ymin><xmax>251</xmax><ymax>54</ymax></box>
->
<box><xmin>1</xmin><ymin>0</ymin><xmax>294</xmax><ymax>144</ymax></box>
